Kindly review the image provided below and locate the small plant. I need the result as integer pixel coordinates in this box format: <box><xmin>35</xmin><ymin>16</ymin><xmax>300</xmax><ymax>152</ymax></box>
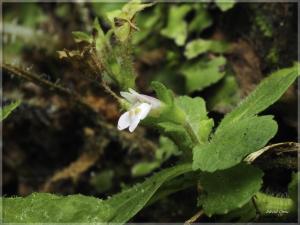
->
<box><xmin>2</xmin><ymin>0</ymin><xmax>299</xmax><ymax>223</ymax></box>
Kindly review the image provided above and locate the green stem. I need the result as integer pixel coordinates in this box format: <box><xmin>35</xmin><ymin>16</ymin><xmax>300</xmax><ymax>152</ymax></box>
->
<box><xmin>184</xmin><ymin>122</ymin><xmax>200</xmax><ymax>145</ymax></box>
<box><xmin>254</xmin><ymin>192</ymin><xmax>296</xmax><ymax>216</ymax></box>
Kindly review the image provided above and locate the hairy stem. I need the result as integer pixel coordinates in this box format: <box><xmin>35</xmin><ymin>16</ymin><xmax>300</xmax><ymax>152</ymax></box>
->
<box><xmin>2</xmin><ymin>62</ymin><xmax>157</xmax><ymax>154</ymax></box>
<box><xmin>89</xmin><ymin>52</ymin><xmax>123</xmax><ymax>103</ymax></box>
<box><xmin>2</xmin><ymin>63</ymin><xmax>76</xmax><ymax>99</ymax></box>
<box><xmin>254</xmin><ymin>192</ymin><xmax>296</xmax><ymax>216</ymax></box>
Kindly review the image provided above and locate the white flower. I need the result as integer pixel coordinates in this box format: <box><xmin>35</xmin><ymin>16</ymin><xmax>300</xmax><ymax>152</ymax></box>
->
<box><xmin>118</xmin><ymin>89</ymin><xmax>161</xmax><ymax>132</ymax></box>
<box><xmin>118</xmin><ymin>102</ymin><xmax>151</xmax><ymax>132</ymax></box>
<box><xmin>120</xmin><ymin>88</ymin><xmax>161</xmax><ymax>109</ymax></box>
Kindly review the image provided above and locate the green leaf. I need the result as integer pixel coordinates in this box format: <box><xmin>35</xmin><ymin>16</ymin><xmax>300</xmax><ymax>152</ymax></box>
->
<box><xmin>184</xmin><ymin>39</ymin><xmax>229</xmax><ymax>59</ymax></box>
<box><xmin>72</xmin><ymin>31</ymin><xmax>92</xmax><ymax>43</ymax></box>
<box><xmin>133</xmin><ymin>5</ymin><xmax>162</xmax><ymax>44</ymax></box>
<box><xmin>115</xmin><ymin>23</ymin><xmax>132</xmax><ymax>43</ymax></box>
<box><xmin>158</xmin><ymin>122</ymin><xmax>193</xmax><ymax>151</ymax></box>
<box><xmin>199</xmin><ymin>163</ymin><xmax>263</xmax><ymax>216</ymax></box>
<box><xmin>106</xmin><ymin>0</ymin><xmax>153</xmax><ymax>23</ymax></box>
<box><xmin>1</xmin><ymin>100</ymin><xmax>21</xmax><ymax>122</ymax></box>
<box><xmin>145</xmin><ymin>83</ymin><xmax>185</xmax><ymax>127</ymax></box>
<box><xmin>121</xmin><ymin>0</ymin><xmax>154</xmax><ymax>20</ymax></box>
<box><xmin>93</xmin><ymin>18</ymin><xmax>107</xmax><ymax>51</ymax></box>
<box><xmin>3</xmin><ymin>193</ymin><xmax>112</xmax><ymax>223</ymax></box>
<box><xmin>91</xmin><ymin>2</ymin><xmax>124</xmax><ymax>19</ymax></box>
<box><xmin>99</xmin><ymin>163</ymin><xmax>192</xmax><ymax>223</ymax></box>
<box><xmin>218</xmin><ymin>63</ymin><xmax>299</xmax><ymax>130</ymax></box>
<box><xmin>160</xmin><ymin>5</ymin><xmax>192</xmax><ymax>46</ymax></box>
<box><xmin>131</xmin><ymin>162</ymin><xmax>161</xmax><ymax>177</ymax></box>
<box><xmin>106</xmin><ymin>9</ymin><xmax>122</xmax><ymax>24</ymax></box>
<box><xmin>148</xmin><ymin>90</ymin><xmax>213</xmax><ymax>150</ymax></box>
<box><xmin>215</xmin><ymin>0</ymin><xmax>236</xmax><ymax>12</ymax></box>
<box><xmin>148</xmin><ymin>172</ymin><xmax>198</xmax><ymax>206</ymax></box>
<box><xmin>188</xmin><ymin>4</ymin><xmax>212</xmax><ymax>33</ymax></box>
<box><xmin>106</xmin><ymin>0</ymin><xmax>153</xmax><ymax>42</ymax></box>
<box><xmin>175</xmin><ymin>96</ymin><xmax>213</xmax><ymax>144</ymax></box>
<box><xmin>93</xmin><ymin>18</ymin><xmax>104</xmax><ymax>36</ymax></box>
<box><xmin>3</xmin><ymin>164</ymin><xmax>192</xmax><ymax>223</ymax></box>
<box><xmin>151</xmin><ymin>81</ymin><xmax>174</xmax><ymax>105</ymax></box>
<box><xmin>181</xmin><ymin>56</ymin><xmax>226</xmax><ymax>93</ymax></box>
<box><xmin>193</xmin><ymin>116</ymin><xmax>278</xmax><ymax>172</ymax></box>
<box><xmin>219</xmin><ymin>202</ymin><xmax>257</xmax><ymax>222</ymax></box>
<box><xmin>150</xmin><ymin>83</ymin><xmax>213</xmax><ymax>150</ymax></box>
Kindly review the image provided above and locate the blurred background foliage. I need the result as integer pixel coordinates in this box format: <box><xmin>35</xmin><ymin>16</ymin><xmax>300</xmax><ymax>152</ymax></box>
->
<box><xmin>2</xmin><ymin>1</ymin><xmax>298</xmax><ymax>222</ymax></box>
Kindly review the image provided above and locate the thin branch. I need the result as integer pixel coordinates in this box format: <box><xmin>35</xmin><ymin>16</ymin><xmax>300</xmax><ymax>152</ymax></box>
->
<box><xmin>2</xmin><ymin>63</ymin><xmax>76</xmax><ymax>99</ymax></box>
<box><xmin>184</xmin><ymin>210</ymin><xmax>204</xmax><ymax>225</ymax></box>
<box><xmin>244</xmin><ymin>142</ymin><xmax>299</xmax><ymax>163</ymax></box>
<box><xmin>2</xmin><ymin>62</ymin><xmax>157</xmax><ymax>153</ymax></box>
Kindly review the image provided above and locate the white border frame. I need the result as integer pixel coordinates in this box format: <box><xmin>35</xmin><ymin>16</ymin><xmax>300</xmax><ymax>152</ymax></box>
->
<box><xmin>0</xmin><ymin>0</ymin><xmax>299</xmax><ymax>224</ymax></box>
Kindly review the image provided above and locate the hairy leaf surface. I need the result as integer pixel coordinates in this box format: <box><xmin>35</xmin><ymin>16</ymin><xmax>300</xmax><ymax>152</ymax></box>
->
<box><xmin>175</xmin><ymin>96</ymin><xmax>213</xmax><ymax>144</ymax></box>
<box><xmin>199</xmin><ymin>163</ymin><xmax>263</xmax><ymax>216</ymax></box>
<box><xmin>218</xmin><ymin>64</ymin><xmax>299</xmax><ymax>130</ymax></box>
<box><xmin>3</xmin><ymin>164</ymin><xmax>192</xmax><ymax>223</ymax></box>
<box><xmin>193</xmin><ymin>116</ymin><xmax>278</xmax><ymax>172</ymax></box>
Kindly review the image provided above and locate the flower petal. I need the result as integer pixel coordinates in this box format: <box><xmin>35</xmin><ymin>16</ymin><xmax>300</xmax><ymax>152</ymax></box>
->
<box><xmin>117</xmin><ymin>111</ymin><xmax>130</xmax><ymax>130</ymax></box>
<box><xmin>120</xmin><ymin>91</ymin><xmax>136</xmax><ymax>103</ymax></box>
<box><xmin>138</xmin><ymin>94</ymin><xmax>162</xmax><ymax>108</ymax></box>
<box><xmin>128</xmin><ymin>103</ymin><xmax>151</xmax><ymax>132</ymax></box>
<box><xmin>124</xmin><ymin>89</ymin><xmax>161</xmax><ymax>108</ymax></box>
<box><xmin>118</xmin><ymin>89</ymin><xmax>162</xmax><ymax>132</ymax></box>
<box><xmin>138</xmin><ymin>103</ymin><xmax>152</xmax><ymax>120</ymax></box>
<box><xmin>129</xmin><ymin>88</ymin><xmax>139</xmax><ymax>96</ymax></box>
<box><xmin>129</xmin><ymin>114</ymin><xmax>141</xmax><ymax>132</ymax></box>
